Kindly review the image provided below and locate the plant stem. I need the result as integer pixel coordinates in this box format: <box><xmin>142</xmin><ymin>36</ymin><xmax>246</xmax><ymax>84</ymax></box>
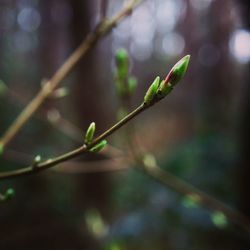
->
<box><xmin>140</xmin><ymin>161</ymin><xmax>250</xmax><ymax>233</ymax></box>
<box><xmin>0</xmin><ymin>103</ymin><xmax>146</xmax><ymax>180</ymax></box>
<box><xmin>0</xmin><ymin>0</ymin><xmax>142</xmax><ymax>148</ymax></box>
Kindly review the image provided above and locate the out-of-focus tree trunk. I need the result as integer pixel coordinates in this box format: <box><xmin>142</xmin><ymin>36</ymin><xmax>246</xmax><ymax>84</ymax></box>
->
<box><xmin>70</xmin><ymin>0</ymin><xmax>111</xmax><ymax>248</ymax></box>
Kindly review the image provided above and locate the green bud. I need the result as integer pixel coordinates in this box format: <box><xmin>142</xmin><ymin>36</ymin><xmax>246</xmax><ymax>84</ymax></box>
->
<box><xmin>167</xmin><ymin>55</ymin><xmax>190</xmax><ymax>86</ymax></box>
<box><xmin>144</xmin><ymin>76</ymin><xmax>160</xmax><ymax>105</ymax></box>
<box><xmin>115</xmin><ymin>48</ymin><xmax>129</xmax><ymax>69</ymax></box>
<box><xmin>85</xmin><ymin>122</ymin><xmax>96</xmax><ymax>144</ymax></box>
<box><xmin>158</xmin><ymin>55</ymin><xmax>190</xmax><ymax>97</ymax></box>
<box><xmin>90</xmin><ymin>140</ymin><xmax>107</xmax><ymax>153</ymax></box>
<box><xmin>128</xmin><ymin>76</ymin><xmax>137</xmax><ymax>94</ymax></box>
<box><xmin>211</xmin><ymin>211</ymin><xmax>228</xmax><ymax>228</ymax></box>
<box><xmin>4</xmin><ymin>188</ymin><xmax>15</xmax><ymax>201</ymax></box>
<box><xmin>158</xmin><ymin>80</ymin><xmax>173</xmax><ymax>96</ymax></box>
<box><xmin>115</xmin><ymin>48</ymin><xmax>129</xmax><ymax>80</ymax></box>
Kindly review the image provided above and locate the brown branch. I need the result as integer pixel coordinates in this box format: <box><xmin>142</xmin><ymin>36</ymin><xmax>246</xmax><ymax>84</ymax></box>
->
<box><xmin>0</xmin><ymin>0</ymin><xmax>142</xmax><ymax>148</ymax></box>
<box><xmin>0</xmin><ymin>103</ymin><xmax>146</xmax><ymax>180</ymax></box>
<box><xmin>140</xmin><ymin>160</ymin><xmax>250</xmax><ymax>234</ymax></box>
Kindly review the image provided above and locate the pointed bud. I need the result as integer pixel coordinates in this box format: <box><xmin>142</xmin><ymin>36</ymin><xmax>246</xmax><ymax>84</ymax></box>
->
<box><xmin>158</xmin><ymin>55</ymin><xmax>190</xmax><ymax>96</ymax></box>
<box><xmin>4</xmin><ymin>188</ymin><xmax>15</xmax><ymax>201</ymax></box>
<box><xmin>144</xmin><ymin>76</ymin><xmax>160</xmax><ymax>105</ymax></box>
<box><xmin>115</xmin><ymin>48</ymin><xmax>129</xmax><ymax>80</ymax></box>
<box><xmin>90</xmin><ymin>140</ymin><xmax>107</xmax><ymax>153</ymax></box>
<box><xmin>166</xmin><ymin>55</ymin><xmax>190</xmax><ymax>86</ymax></box>
<box><xmin>85</xmin><ymin>122</ymin><xmax>96</xmax><ymax>144</ymax></box>
<box><xmin>115</xmin><ymin>48</ymin><xmax>129</xmax><ymax>69</ymax></box>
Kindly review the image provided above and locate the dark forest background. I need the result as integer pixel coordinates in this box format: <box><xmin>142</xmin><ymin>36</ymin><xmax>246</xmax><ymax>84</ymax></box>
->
<box><xmin>0</xmin><ymin>0</ymin><xmax>250</xmax><ymax>249</ymax></box>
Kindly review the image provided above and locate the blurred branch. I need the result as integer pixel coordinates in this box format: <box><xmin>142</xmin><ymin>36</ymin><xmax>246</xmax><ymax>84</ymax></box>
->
<box><xmin>0</xmin><ymin>54</ymin><xmax>191</xmax><ymax>180</ymax></box>
<box><xmin>0</xmin><ymin>0</ymin><xmax>142</xmax><ymax>149</ymax></box>
<box><xmin>136</xmin><ymin>154</ymin><xmax>250</xmax><ymax>234</ymax></box>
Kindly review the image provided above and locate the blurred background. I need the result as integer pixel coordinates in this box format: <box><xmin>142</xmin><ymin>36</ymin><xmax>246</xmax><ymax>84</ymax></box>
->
<box><xmin>0</xmin><ymin>0</ymin><xmax>250</xmax><ymax>249</ymax></box>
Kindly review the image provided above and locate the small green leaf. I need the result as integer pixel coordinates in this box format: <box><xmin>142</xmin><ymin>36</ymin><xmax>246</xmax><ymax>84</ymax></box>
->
<box><xmin>144</xmin><ymin>76</ymin><xmax>160</xmax><ymax>105</ymax></box>
<box><xmin>85</xmin><ymin>122</ymin><xmax>96</xmax><ymax>144</ymax></box>
<box><xmin>211</xmin><ymin>211</ymin><xmax>228</xmax><ymax>228</ymax></box>
<box><xmin>90</xmin><ymin>140</ymin><xmax>107</xmax><ymax>153</ymax></box>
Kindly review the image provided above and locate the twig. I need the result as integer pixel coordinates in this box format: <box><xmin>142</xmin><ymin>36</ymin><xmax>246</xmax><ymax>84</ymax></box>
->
<box><xmin>0</xmin><ymin>103</ymin><xmax>147</xmax><ymax>180</ymax></box>
<box><xmin>124</xmin><ymin>117</ymin><xmax>250</xmax><ymax>233</ymax></box>
<box><xmin>0</xmin><ymin>0</ymin><xmax>142</xmax><ymax>148</ymax></box>
<box><xmin>124</xmin><ymin>119</ymin><xmax>250</xmax><ymax>233</ymax></box>
<box><xmin>138</xmin><ymin>157</ymin><xmax>250</xmax><ymax>233</ymax></box>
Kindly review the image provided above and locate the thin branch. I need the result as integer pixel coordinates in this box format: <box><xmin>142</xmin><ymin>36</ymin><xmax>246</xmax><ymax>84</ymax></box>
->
<box><xmin>0</xmin><ymin>103</ymin><xmax>146</xmax><ymax>180</ymax></box>
<box><xmin>138</xmin><ymin>157</ymin><xmax>250</xmax><ymax>234</ymax></box>
<box><xmin>0</xmin><ymin>0</ymin><xmax>142</xmax><ymax>148</ymax></box>
<box><xmin>125</xmin><ymin>123</ymin><xmax>250</xmax><ymax>233</ymax></box>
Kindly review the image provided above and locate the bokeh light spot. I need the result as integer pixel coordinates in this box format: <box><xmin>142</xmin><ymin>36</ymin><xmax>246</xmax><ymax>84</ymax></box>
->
<box><xmin>229</xmin><ymin>29</ymin><xmax>250</xmax><ymax>64</ymax></box>
<box><xmin>162</xmin><ymin>32</ymin><xmax>185</xmax><ymax>57</ymax></box>
<box><xmin>17</xmin><ymin>7</ymin><xmax>41</xmax><ymax>32</ymax></box>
